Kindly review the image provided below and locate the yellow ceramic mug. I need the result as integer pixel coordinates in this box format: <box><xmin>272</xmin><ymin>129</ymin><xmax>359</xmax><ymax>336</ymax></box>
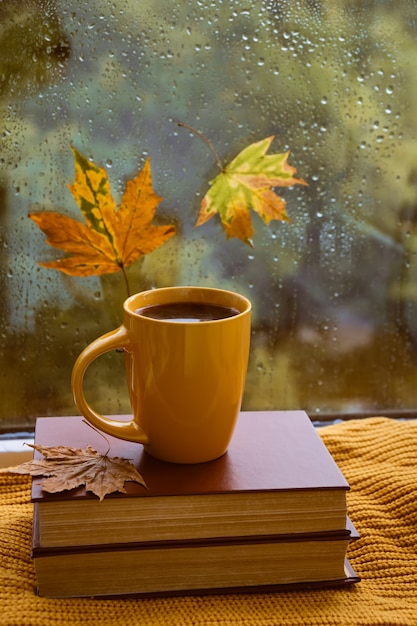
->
<box><xmin>71</xmin><ymin>286</ymin><xmax>251</xmax><ymax>463</ymax></box>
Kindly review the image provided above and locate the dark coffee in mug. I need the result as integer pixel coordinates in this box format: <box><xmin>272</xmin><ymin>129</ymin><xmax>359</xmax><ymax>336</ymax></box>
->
<box><xmin>135</xmin><ymin>301</ymin><xmax>240</xmax><ymax>323</ymax></box>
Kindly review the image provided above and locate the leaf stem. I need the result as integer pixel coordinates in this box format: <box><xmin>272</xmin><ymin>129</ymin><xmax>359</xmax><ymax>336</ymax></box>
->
<box><xmin>120</xmin><ymin>265</ymin><xmax>131</xmax><ymax>298</ymax></box>
<box><xmin>177</xmin><ymin>122</ymin><xmax>224</xmax><ymax>172</ymax></box>
<box><xmin>82</xmin><ymin>420</ymin><xmax>111</xmax><ymax>456</ymax></box>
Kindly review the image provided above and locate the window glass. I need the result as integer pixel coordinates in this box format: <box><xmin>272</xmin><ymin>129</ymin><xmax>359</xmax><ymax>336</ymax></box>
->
<box><xmin>1</xmin><ymin>0</ymin><xmax>417</xmax><ymax>430</ymax></box>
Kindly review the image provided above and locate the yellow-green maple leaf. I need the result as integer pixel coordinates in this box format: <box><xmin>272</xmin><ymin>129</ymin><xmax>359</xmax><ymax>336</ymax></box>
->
<box><xmin>29</xmin><ymin>147</ymin><xmax>176</xmax><ymax>277</ymax></box>
<box><xmin>196</xmin><ymin>136</ymin><xmax>307</xmax><ymax>246</ymax></box>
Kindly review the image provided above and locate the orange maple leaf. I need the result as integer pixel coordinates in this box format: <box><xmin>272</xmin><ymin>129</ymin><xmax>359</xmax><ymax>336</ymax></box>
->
<box><xmin>29</xmin><ymin>147</ymin><xmax>176</xmax><ymax>277</ymax></box>
<box><xmin>196</xmin><ymin>136</ymin><xmax>307</xmax><ymax>246</ymax></box>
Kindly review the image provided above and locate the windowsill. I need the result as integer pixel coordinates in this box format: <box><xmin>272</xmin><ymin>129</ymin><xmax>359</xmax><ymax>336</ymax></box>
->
<box><xmin>0</xmin><ymin>436</ymin><xmax>34</xmax><ymax>468</ymax></box>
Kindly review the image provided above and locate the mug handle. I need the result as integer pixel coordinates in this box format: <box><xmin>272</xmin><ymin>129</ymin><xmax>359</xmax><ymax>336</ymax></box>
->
<box><xmin>71</xmin><ymin>325</ymin><xmax>149</xmax><ymax>445</ymax></box>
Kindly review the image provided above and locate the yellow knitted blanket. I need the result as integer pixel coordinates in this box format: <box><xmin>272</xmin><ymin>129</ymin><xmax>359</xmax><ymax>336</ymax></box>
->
<box><xmin>1</xmin><ymin>417</ymin><xmax>416</xmax><ymax>626</ymax></box>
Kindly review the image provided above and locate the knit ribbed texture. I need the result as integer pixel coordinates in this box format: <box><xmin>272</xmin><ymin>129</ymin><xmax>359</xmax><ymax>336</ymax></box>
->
<box><xmin>1</xmin><ymin>417</ymin><xmax>416</xmax><ymax>626</ymax></box>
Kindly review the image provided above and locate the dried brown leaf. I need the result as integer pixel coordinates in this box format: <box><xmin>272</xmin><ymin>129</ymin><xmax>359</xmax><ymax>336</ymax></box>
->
<box><xmin>4</xmin><ymin>443</ymin><xmax>147</xmax><ymax>501</ymax></box>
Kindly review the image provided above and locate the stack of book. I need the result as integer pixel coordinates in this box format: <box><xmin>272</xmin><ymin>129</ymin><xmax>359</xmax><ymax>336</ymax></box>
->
<box><xmin>31</xmin><ymin>411</ymin><xmax>360</xmax><ymax>598</ymax></box>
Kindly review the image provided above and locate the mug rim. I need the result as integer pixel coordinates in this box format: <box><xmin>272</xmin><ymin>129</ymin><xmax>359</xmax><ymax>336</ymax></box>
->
<box><xmin>124</xmin><ymin>286</ymin><xmax>252</xmax><ymax>323</ymax></box>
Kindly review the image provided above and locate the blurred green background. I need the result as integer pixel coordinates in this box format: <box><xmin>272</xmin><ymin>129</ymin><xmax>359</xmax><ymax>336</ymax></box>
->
<box><xmin>1</xmin><ymin>0</ymin><xmax>417</xmax><ymax>430</ymax></box>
